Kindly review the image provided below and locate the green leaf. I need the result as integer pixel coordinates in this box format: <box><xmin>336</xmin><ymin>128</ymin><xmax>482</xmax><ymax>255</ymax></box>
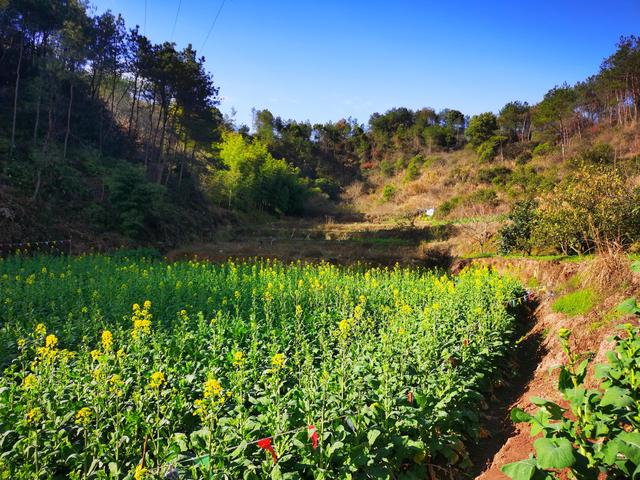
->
<box><xmin>617</xmin><ymin>431</ymin><xmax>640</xmax><ymax>464</ymax></box>
<box><xmin>558</xmin><ymin>367</ymin><xmax>573</xmax><ymax>393</ymax></box>
<box><xmin>533</xmin><ymin>437</ymin><xmax>576</xmax><ymax>469</ymax></box>
<box><xmin>600</xmin><ymin>386</ymin><xmax>634</xmax><ymax>408</ymax></box>
<box><xmin>501</xmin><ymin>458</ymin><xmax>539</xmax><ymax>480</ymax></box>
<box><xmin>510</xmin><ymin>407</ymin><xmax>533</xmax><ymax>423</ymax></box>
<box><xmin>630</xmin><ymin>260</ymin><xmax>640</xmax><ymax>273</ymax></box>
<box><xmin>530</xmin><ymin>397</ymin><xmax>565</xmax><ymax>419</ymax></box>
<box><xmin>367</xmin><ymin>429</ymin><xmax>381</xmax><ymax>446</ymax></box>
<box><xmin>617</xmin><ymin>297</ymin><xmax>639</xmax><ymax>315</ymax></box>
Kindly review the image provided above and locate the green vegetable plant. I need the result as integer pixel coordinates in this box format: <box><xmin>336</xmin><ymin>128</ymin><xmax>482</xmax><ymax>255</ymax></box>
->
<box><xmin>502</xmin><ymin>317</ymin><xmax>640</xmax><ymax>480</ymax></box>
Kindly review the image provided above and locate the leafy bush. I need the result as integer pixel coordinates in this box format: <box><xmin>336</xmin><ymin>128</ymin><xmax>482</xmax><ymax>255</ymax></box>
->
<box><xmin>466</xmin><ymin>188</ymin><xmax>498</xmax><ymax>206</ymax></box>
<box><xmin>216</xmin><ymin>132</ymin><xmax>310</xmax><ymax>215</ymax></box>
<box><xmin>437</xmin><ymin>196</ymin><xmax>461</xmax><ymax>217</ymax></box>
<box><xmin>477</xmin><ymin>135</ymin><xmax>507</xmax><ymax>162</ymax></box>
<box><xmin>478</xmin><ymin>166</ymin><xmax>512</xmax><ymax>186</ymax></box>
<box><xmin>404</xmin><ymin>155</ymin><xmax>423</xmax><ymax>182</ymax></box>
<box><xmin>502</xmin><ymin>325</ymin><xmax>640</xmax><ymax>479</ymax></box>
<box><xmin>379</xmin><ymin>160</ymin><xmax>395</xmax><ymax>177</ymax></box>
<box><xmin>552</xmin><ymin>289</ymin><xmax>597</xmax><ymax>316</ymax></box>
<box><xmin>466</xmin><ymin>112</ymin><xmax>498</xmax><ymax>148</ymax></box>
<box><xmin>515</xmin><ymin>151</ymin><xmax>532</xmax><ymax>165</ymax></box>
<box><xmin>107</xmin><ymin>162</ymin><xmax>168</xmax><ymax>238</ymax></box>
<box><xmin>381</xmin><ymin>184</ymin><xmax>397</xmax><ymax>202</ymax></box>
<box><xmin>498</xmin><ymin>200</ymin><xmax>538</xmax><ymax>255</ymax></box>
<box><xmin>578</xmin><ymin>142</ymin><xmax>615</xmax><ymax>165</ymax></box>
<box><xmin>313</xmin><ymin>177</ymin><xmax>341</xmax><ymax>201</ymax></box>
<box><xmin>532</xmin><ymin>142</ymin><xmax>552</xmax><ymax>156</ymax></box>
<box><xmin>533</xmin><ymin>166</ymin><xmax>640</xmax><ymax>254</ymax></box>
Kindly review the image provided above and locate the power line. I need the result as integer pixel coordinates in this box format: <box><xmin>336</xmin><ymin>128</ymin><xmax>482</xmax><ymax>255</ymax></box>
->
<box><xmin>170</xmin><ymin>0</ymin><xmax>182</xmax><ymax>40</ymax></box>
<box><xmin>200</xmin><ymin>0</ymin><xmax>228</xmax><ymax>51</ymax></box>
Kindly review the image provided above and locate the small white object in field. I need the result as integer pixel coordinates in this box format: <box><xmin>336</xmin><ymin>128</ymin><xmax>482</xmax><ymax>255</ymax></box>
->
<box><xmin>425</xmin><ymin>208</ymin><xmax>435</xmax><ymax>217</ymax></box>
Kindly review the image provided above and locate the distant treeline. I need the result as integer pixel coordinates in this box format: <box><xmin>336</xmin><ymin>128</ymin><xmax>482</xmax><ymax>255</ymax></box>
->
<box><xmin>1</xmin><ymin>0</ymin><xmax>639</xmax><ymax>240</ymax></box>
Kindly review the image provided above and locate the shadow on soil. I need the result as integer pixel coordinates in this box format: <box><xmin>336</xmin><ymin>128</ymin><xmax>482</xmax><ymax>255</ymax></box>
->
<box><xmin>466</xmin><ymin>301</ymin><xmax>545</xmax><ymax>479</ymax></box>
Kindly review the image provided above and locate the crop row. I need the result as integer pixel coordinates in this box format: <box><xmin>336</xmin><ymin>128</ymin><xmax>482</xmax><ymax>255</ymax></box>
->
<box><xmin>0</xmin><ymin>255</ymin><xmax>522</xmax><ymax>479</ymax></box>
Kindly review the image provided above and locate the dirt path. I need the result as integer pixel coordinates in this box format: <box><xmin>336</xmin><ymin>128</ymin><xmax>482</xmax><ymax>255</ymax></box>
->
<box><xmin>467</xmin><ymin>301</ymin><xmax>544</xmax><ymax>478</ymax></box>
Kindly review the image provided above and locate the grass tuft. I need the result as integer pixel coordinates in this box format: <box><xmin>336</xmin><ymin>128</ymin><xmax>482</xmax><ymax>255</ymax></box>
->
<box><xmin>552</xmin><ymin>288</ymin><xmax>597</xmax><ymax>316</ymax></box>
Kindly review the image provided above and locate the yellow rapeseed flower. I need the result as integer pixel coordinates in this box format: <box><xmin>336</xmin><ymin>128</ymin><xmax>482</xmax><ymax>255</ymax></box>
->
<box><xmin>108</xmin><ymin>374</ymin><xmax>124</xmax><ymax>396</ymax></box>
<box><xmin>90</xmin><ymin>349</ymin><xmax>101</xmax><ymax>360</ymax></box>
<box><xmin>271</xmin><ymin>353</ymin><xmax>286</xmax><ymax>369</ymax></box>
<box><xmin>45</xmin><ymin>334</ymin><xmax>58</xmax><ymax>348</ymax></box>
<box><xmin>232</xmin><ymin>351</ymin><xmax>246</xmax><ymax>367</ymax></box>
<box><xmin>133</xmin><ymin>463</ymin><xmax>147</xmax><ymax>480</ymax></box>
<box><xmin>148</xmin><ymin>371</ymin><xmax>165</xmax><ymax>390</ymax></box>
<box><xmin>101</xmin><ymin>330</ymin><xmax>113</xmax><ymax>352</ymax></box>
<box><xmin>75</xmin><ymin>407</ymin><xmax>92</xmax><ymax>426</ymax></box>
<box><xmin>23</xmin><ymin>374</ymin><xmax>38</xmax><ymax>390</ymax></box>
<box><xmin>203</xmin><ymin>378</ymin><xmax>223</xmax><ymax>399</ymax></box>
<box><xmin>26</xmin><ymin>407</ymin><xmax>42</xmax><ymax>424</ymax></box>
<box><xmin>35</xmin><ymin>323</ymin><xmax>46</xmax><ymax>336</ymax></box>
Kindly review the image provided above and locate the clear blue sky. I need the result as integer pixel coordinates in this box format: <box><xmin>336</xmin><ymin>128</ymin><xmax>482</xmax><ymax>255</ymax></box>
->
<box><xmin>91</xmin><ymin>0</ymin><xmax>640</xmax><ymax>128</ymax></box>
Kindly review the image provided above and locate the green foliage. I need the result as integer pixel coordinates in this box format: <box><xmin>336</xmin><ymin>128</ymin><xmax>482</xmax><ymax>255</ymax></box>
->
<box><xmin>0</xmin><ymin>256</ymin><xmax>522</xmax><ymax>478</ymax></box>
<box><xmin>379</xmin><ymin>159</ymin><xmax>395</xmax><ymax>177</ymax></box>
<box><xmin>502</xmin><ymin>325</ymin><xmax>640</xmax><ymax>479</ymax></box>
<box><xmin>532</xmin><ymin>142</ymin><xmax>552</xmax><ymax>156</ymax></box>
<box><xmin>478</xmin><ymin>166</ymin><xmax>512</xmax><ymax>186</ymax></box>
<box><xmin>437</xmin><ymin>196</ymin><xmax>461</xmax><ymax>217</ymax></box>
<box><xmin>466</xmin><ymin>112</ymin><xmax>499</xmax><ymax>149</ymax></box>
<box><xmin>216</xmin><ymin>132</ymin><xmax>309</xmax><ymax>215</ymax></box>
<box><xmin>552</xmin><ymin>289</ymin><xmax>597</xmax><ymax>316</ymax></box>
<box><xmin>381</xmin><ymin>184</ymin><xmax>397</xmax><ymax>202</ymax></box>
<box><xmin>477</xmin><ymin>135</ymin><xmax>507</xmax><ymax>162</ymax></box>
<box><xmin>313</xmin><ymin>177</ymin><xmax>341</xmax><ymax>201</ymax></box>
<box><xmin>577</xmin><ymin>142</ymin><xmax>615</xmax><ymax>165</ymax></box>
<box><xmin>404</xmin><ymin>155</ymin><xmax>423</xmax><ymax>182</ymax></box>
<box><xmin>498</xmin><ymin>200</ymin><xmax>538</xmax><ymax>255</ymax></box>
<box><xmin>467</xmin><ymin>188</ymin><xmax>498</xmax><ymax>206</ymax></box>
<box><xmin>533</xmin><ymin>166</ymin><xmax>640</xmax><ymax>254</ymax></box>
<box><xmin>107</xmin><ymin>162</ymin><xmax>168</xmax><ymax>238</ymax></box>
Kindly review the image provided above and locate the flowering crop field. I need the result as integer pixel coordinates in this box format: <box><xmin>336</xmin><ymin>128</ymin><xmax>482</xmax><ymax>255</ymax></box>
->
<box><xmin>0</xmin><ymin>254</ymin><xmax>522</xmax><ymax>479</ymax></box>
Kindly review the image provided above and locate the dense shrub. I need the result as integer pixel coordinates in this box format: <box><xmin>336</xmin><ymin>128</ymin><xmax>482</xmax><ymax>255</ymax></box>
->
<box><xmin>467</xmin><ymin>188</ymin><xmax>498</xmax><ymax>206</ymax></box>
<box><xmin>216</xmin><ymin>132</ymin><xmax>310</xmax><ymax>215</ymax></box>
<box><xmin>379</xmin><ymin>159</ymin><xmax>395</xmax><ymax>177</ymax></box>
<box><xmin>577</xmin><ymin>142</ymin><xmax>615</xmax><ymax>165</ymax></box>
<box><xmin>404</xmin><ymin>155</ymin><xmax>423</xmax><ymax>182</ymax></box>
<box><xmin>533</xmin><ymin>166</ymin><xmax>640</xmax><ymax>254</ymax></box>
<box><xmin>498</xmin><ymin>199</ymin><xmax>538</xmax><ymax>255</ymax></box>
<box><xmin>107</xmin><ymin>162</ymin><xmax>168</xmax><ymax>238</ymax></box>
<box><xmin>478</xmin><ymin>166</ymin><xmax>512</xmax><ymax>186</ymax></box>
<box><xmin>477</xmin><ymin>135</ymin><xmax>507</xmax><ymax>162</ymax></box>
<box><xmin>437</xmin><ymin>196</ymin><xmax>461</xmax><ymax>217</ymax></box>
<box><xmin>313</xmin><ymin>177</ymin><xmax>341</xmax><ymax>200</ymax></box>
<box><xmin>381</xmin><ymin>184</ymin><xmax>397</xmax><ymax>201</ymax></box>
<box><xmin>532</xmin><ymin>142</ymin><xmax>552</xmax><ymax>156</ymax></box>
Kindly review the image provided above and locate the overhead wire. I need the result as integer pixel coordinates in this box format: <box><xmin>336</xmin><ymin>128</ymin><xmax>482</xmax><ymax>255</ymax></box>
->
<box><xmin>170</xmin><ymin>0</ymin><xmax>182</xmax><ymax>40</ymax></box>
<box><xmin>200</xmin><ymin>0</ymin><xmax>228</xmax><ymax>51</ymax></box>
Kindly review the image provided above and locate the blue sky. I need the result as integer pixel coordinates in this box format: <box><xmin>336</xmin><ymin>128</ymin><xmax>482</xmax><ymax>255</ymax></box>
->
<box><xmin>91</xmin><ymin>0</ymin><xmax>640</xmax><ymax>128</ymax></box>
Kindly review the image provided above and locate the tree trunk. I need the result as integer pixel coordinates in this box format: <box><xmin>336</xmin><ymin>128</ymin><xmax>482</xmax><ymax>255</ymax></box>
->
<box><xmin>32</xmin><ymin>79</ymin><xmax>42</xmax><ymax>145</ymax></box>
<box><xmin>63</xmin><ymin>81</ymin><xmax>73</xmax><ymax>160</ymax></box>
<box><xmin>10</xmin><ymin>36</ymin><xmax>24</xmax><ymax>156</ymax></box>
<box><xmin>128</xmin><ymin>73</ymin><xmax>139</xmax><ymax>137</ymax></box>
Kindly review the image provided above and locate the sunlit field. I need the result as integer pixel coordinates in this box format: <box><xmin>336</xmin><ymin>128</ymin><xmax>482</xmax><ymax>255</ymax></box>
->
<box><xmin>0</xmin><ymin>254</ymin><xmax>522</xmax><ymax>479</ymax></box>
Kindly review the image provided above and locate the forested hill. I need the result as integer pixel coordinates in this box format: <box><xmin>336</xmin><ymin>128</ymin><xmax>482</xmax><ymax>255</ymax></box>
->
<box><xmin>1</xmin><ymin>1</ymin><xmax>640</xmax><ymax>252</ymax></box>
